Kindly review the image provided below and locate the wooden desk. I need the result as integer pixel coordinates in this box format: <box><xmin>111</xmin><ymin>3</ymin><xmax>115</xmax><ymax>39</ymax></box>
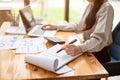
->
<box><xmin>0</xmin><ymin>22</ymin><xmax>109</xmax><ymax>80</ymax></box>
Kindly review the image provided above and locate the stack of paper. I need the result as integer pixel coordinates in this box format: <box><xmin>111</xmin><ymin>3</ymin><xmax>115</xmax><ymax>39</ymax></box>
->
<box><xmin>0</xmin><ymin>36</ymin><xmax>47</xmax><ymax>54</ymax></box>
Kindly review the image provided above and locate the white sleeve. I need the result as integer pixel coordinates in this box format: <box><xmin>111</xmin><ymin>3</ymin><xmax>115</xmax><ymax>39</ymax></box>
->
<box><xmin>56</xmin><ymin>22</ymin><xmax>81</xmax><ymax>31</ymax></box>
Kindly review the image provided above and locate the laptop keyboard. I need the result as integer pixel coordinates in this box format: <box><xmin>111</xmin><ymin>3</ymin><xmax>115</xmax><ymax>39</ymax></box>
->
<box><xmin>31</xmin><ymin>28</ymin><xmax>45</xmax><ymax>35</ymax></box>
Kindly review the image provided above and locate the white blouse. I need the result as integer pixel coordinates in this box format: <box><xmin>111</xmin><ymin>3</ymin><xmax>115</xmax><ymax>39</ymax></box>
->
<box><xmin>56</xmin><ymin>0</ymin><xmax>114</xmax><ymax>53</ymax></box>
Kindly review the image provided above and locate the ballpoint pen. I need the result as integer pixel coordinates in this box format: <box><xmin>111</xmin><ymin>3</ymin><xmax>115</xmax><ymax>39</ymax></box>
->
<box><xmin>56</xmin><ymin>39</ymin><xmax>77</xmax><ymax>53</ymax></box>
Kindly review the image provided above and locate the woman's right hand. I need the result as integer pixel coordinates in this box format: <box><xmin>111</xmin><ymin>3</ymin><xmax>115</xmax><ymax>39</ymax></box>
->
<box><xmin>42</xmin><ymin>24</ymin><xmax>57</xmax><ymax>30</ymax></box>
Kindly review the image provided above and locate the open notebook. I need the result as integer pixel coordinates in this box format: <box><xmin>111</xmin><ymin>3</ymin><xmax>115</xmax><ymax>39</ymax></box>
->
<box><xmin>25</xmin><ymin>44</ymin><xmax>83</xmax><ymax>74</ymax></box>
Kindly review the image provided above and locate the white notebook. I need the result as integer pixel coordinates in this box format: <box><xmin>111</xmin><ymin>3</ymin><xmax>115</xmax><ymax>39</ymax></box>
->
<box><xmin>25</xmin><ymin>44</ymin><xmax>83</xmax><ymax>74</ymax></box>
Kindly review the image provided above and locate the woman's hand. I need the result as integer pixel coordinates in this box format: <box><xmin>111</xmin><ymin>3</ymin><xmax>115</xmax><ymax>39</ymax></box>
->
<box><xmin>42</xmin><ymin>24</ymin><xmax>57</xmax><ymax>30</ymax></box>
<box><xmin>64</xmin><ymin>44</ymin><xmax>82</xmax><ymax>56</ymax></box>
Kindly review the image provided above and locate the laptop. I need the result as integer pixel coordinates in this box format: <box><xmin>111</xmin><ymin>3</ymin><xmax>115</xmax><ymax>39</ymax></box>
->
<box><xmin>5</xmin><ymin>5</ymin><xmax>57</xmax><ymax>37</ymax></box>
<box><xmin>20</xmin><ymin>5</ymin><xmax>58</xmax><ymax>37</ymax></box>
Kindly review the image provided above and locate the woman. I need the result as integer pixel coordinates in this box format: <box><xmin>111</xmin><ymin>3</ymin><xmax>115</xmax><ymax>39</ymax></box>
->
<box><xmin>42</xmin><ymin>0</ymin><xmax>114</xmax><ymax>64</ymax></box>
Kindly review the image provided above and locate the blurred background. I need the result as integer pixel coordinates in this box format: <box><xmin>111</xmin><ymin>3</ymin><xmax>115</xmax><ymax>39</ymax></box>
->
<box><xmin>0</xmin><ymin>0</ymin><xmax>120</xmax><ymax>27</ymax></box>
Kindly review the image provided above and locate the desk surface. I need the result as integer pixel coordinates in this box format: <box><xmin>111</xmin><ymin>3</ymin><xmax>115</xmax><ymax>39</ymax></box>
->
<box><xmin>0</xmin><ymin>22</ymin><xmax>109</xmax><ymax>80</ymax></box>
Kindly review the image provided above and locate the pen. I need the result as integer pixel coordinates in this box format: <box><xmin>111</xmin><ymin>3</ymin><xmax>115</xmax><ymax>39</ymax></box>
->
<box><xmin>56</xmin><ymin>39</ymin><xmax>77</xmax><ymax>53</ymax></box>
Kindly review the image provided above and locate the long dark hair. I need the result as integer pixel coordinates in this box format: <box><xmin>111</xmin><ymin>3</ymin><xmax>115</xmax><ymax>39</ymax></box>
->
<box><xmin>84</xmin><ymin>0</ymin><xmax>104</xmax><ymax>30</ymax></box>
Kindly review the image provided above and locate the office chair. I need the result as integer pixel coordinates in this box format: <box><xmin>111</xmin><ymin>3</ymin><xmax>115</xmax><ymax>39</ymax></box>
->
<box><xmin>103</xmin><ymin>21</ymin><xmax>120</xmax><ymax>76</ymax></box>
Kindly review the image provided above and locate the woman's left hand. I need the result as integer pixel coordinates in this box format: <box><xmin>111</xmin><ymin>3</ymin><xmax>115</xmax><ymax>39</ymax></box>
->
<box><xmin>64</xmin><ymin>44</ymin><xmax>82</xmax><ymax>56</ymax></box>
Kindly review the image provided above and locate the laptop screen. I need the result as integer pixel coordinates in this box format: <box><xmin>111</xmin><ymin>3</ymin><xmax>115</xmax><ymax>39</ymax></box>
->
<box><xmin>19</xmin><ymin>5</ymin><xmax>36</xmax><ymax>32</ymax></box>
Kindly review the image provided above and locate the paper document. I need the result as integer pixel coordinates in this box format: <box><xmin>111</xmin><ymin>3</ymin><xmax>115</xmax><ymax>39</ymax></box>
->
<box><xmin>0</xmin><ymin>36</ymin><xmax>23</xmax><ymax>50</ymax></box>
<box><xmin>5</xmin><ymin>26</ymin><xmax>26</xmax><ymax>34</ymax></box>
<box><xmin>15</xmin><ymin>37</ymin><xmax>47</xmax><ymax>53</ymax></box>
<box><xmin>25</xmin><ymin>44</ymin><xmax>83</xmax><ymax>74</ymax></box>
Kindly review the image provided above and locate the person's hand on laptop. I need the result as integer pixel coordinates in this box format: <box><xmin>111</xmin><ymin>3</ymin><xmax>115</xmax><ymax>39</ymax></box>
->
<box><xmin>42</xmin><ymin>24</ymin><xmax>57</xmax><ymax>30</ymax></box>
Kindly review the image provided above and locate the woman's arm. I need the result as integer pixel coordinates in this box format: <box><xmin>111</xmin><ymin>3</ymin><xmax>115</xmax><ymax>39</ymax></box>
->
<box><xmin>80</xmin><ymin>2</ymin><xmax>114</xmax><ymax>53</ymax></box>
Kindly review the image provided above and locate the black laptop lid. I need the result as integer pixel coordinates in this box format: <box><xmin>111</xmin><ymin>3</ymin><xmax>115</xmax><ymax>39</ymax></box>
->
<box><xmin>19</xmin><ymin>5</ymin><xmax>36</xmax><ymax>32</ymax></box>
